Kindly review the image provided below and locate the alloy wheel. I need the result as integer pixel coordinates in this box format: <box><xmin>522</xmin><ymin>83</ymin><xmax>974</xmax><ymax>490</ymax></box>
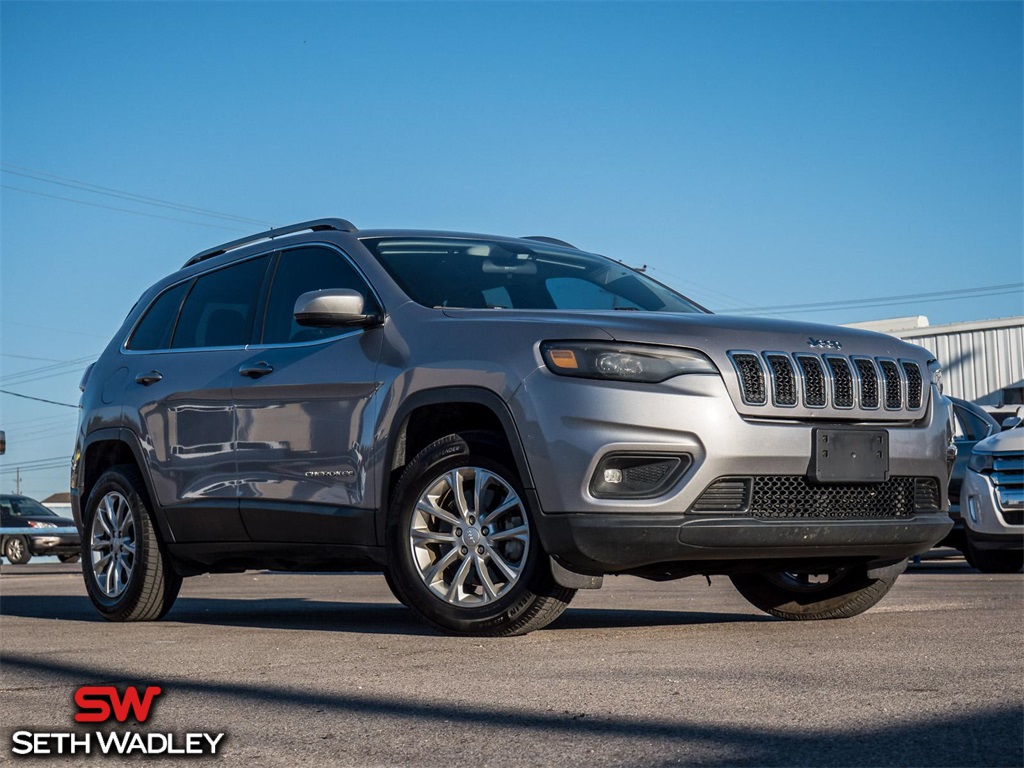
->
<box><xmin>409</xmin><ymin>466</ymin><xmax>530</xmax><ymax>607</ymax></box>
<box><xmin>89</xmin><ymin>491</ymin><xmax>137</xmax><ymax>598</ymax></box>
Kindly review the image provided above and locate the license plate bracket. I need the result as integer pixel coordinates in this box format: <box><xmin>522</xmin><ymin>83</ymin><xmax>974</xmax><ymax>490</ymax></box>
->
<box><xmin>812</xmin><ymin>429</ymin><xmax>889</xmax><ymax>483</ymax></box>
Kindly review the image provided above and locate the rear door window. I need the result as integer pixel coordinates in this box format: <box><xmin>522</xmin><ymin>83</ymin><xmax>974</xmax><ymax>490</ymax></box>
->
<box><xmin>171</xmin><ymin>256</ymin><xmax>269</xmax><ymax>349</ymax></box>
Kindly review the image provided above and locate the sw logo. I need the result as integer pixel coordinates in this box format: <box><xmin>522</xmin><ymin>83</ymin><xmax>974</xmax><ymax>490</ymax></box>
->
<box><xmin>74</xmin><ymin>685</ymin><xmax>162</xmax><ymax>723</ymax></box>
<box><xmin>10</xmin><ymin>685</ymin><xmax>225</xmax><ymax>757</ymax></box>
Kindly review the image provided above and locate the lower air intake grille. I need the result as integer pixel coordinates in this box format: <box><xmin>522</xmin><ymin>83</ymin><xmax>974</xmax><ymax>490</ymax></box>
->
<box><xmin>746</xmin><ymin>476</ymin><xmax>921</xmax><ymax>519</ymax></box>
<box><xmin>913</xmin><ymin>478</ymin><xmax>941</xmax><ymax>511</ymax></box>
<box><xmin>692</xmin><ymin>478</ymin><xmax>752</xmax><ymax>511</ymax></box>
<box><xmin>1001</xmin><ymin>510</ymin><xmax>1024</xmax><ymax>526</ymax></box>
<box><xmin>693</xmin><ymin>476</ymin><xmax>935</xmax><ymax>518</ymax></box>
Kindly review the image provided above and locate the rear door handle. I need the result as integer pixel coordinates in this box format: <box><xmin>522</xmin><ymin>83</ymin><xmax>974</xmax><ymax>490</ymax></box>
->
<box><xmin>239</xmin><ymin>361</ymin><xmax>274</xmax><ymax>379</ymax></box>
<box><xmin>135</xmin><ymin>371</ymin><xmax>163</xmax><ymax>386</ymax></box>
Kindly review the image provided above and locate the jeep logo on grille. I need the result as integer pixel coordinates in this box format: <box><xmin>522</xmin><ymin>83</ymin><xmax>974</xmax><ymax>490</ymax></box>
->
<box><xmin>807</xmin><ymin>337</ymin><xmax>842</xmax><ymax>350</ymax></box>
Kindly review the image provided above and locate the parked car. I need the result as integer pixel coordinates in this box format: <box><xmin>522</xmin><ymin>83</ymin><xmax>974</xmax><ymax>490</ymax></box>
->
<box><xmin>0</xmin><ymin>494</ymin><xmax>80</xmax><ymax>564</ymax></box>
<box><xmin>960</xmin><ymin>415</ymin><xmax>1024</xmax><ymax>573</ymax></box>
<box><xmin>73</xmin><ymin>218</ymin><xmax>953</xmax><ymax>635</ymax></box>
<box><xmin>941</xmin><ymin>397</ymin><xmax>1001</xmax><ymax>553</ymax></box>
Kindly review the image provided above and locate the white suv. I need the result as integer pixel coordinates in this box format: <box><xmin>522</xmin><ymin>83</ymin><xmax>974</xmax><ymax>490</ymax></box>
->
<box><xmin>961</xmin><ymin>413</ymin><xmax>1024</xmax><ymax>573</ymax></box>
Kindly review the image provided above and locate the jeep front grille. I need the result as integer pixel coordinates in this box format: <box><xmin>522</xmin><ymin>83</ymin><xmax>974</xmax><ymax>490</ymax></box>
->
<box><xmin>902</xmin><ymin>361</ymin><xmax>923</xmax><ymax>409</ymax></box>
<box><xmin>765</xmin><ymin>354</ymin><xmax>797</xmax><ymax>406</ymax></box>
<box><xmin>732</xmin><ymin>353</ymin><xmax>766</xmax><ymax>405</ymax></box>
<box><xmin>729</xmin><ymin>352</ymin><xmax>924</xmax><ymax>414</ymax></box>
<box><xmin>880</xmin><ymin>360</ymin><xmax>902</xmax><ymax>409</ymax></box>
<box><xmin>826</xmin><ymin>356</ymin><xmax>854</xmax><ymax>408</ymax></box>
<box><xmin>693</xmin><ymin>476</ymin><xmax>939</xmax><ymax>519</ymax></box>
<box><xmin>854</xmin><ymin>358</ymin><xmax>880</xmax><ymax>409</ymax></box>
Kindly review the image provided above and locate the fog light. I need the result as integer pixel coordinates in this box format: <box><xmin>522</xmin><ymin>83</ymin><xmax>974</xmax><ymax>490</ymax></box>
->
<box><xmin>967</xmin><ymin>496</ymin><xmax>979</xmax><ymax>524</ymax></box>
<box><xmin>590</xmin><ymin>453</ymin><xmax>691</xmax><ymax>499</ymax></box>
<box><xmin>603</xmin><ymin>468</ymin><xmax>623</xmax><ymax>484</ymax></box>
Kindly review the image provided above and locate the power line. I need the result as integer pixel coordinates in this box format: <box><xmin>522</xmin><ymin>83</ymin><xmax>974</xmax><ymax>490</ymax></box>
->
<box><xmin>1</xmin><ymin>163</ymin><xmax>273</xmax><ymax>227</ymax></box>
<box><xmin>726</xmin><ymin>283</ymin><xmax>1024</xmax><ymax>315</ymax></box>
<box><xmin>0</xmin><ymin>389</ymin><xmax>79</xmax><ymax>408</ymax></box>
<box><xmin>0</xmin><ymin>355</ymin><xmax>96</xmax><ymax>387</ymax></box>
<box><xmin>0</xmin><ymin>461</ymin><xmax>72</xmax><ymax>476</ymax></box>
<box><xmin>0</xmin><ymin>455</ymin><xmax>72</xmax><ymax>469</ymax></box>
<box><xmin>0</xmin><ymin>353</ymin><xmax>69</xmax><ymax>363</ymax></box>
<box><xmin>2</xmin><ymin>184</ymin><xmax>252</xmax><ymax>233</ymax></box>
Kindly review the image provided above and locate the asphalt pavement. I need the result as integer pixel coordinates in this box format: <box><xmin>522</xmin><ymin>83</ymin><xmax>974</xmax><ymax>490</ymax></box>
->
<box><xmin>1</xmin><ymin>555</ymin><xmax>1021</xmax><ymax>767</ymax></box>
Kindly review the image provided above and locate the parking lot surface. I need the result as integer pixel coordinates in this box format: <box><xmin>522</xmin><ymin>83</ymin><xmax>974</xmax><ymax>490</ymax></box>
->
<box><xmin>1</xmin><ymin>557</ymin><xmax>1021</xmax><ymax>767</ymax></box>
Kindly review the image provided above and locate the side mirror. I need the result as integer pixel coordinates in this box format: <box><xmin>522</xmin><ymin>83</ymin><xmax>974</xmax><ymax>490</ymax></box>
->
<box><xmin>1002</xmin><ymin>416</ymin><xmax>1023</xmax><ymax>431</ymax></box>
<box><xmin>294</xmin><ymin>289</ymin><xmax>380</xmax><ymax>328</ymax></box>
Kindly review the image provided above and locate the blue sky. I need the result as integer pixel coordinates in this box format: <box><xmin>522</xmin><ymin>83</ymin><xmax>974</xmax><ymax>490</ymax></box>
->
<box><xmin>1</xmin><ymin>1</ymin><xmax>1022</xmax><ymax>499</ymax></box>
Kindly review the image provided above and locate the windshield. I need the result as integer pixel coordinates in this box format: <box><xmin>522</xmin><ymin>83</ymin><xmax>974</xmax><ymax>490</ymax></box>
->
<box><xmin>1</xmin><ymin>496</ymin><xmax>58</xmax><ymax>517</ymax></box>
<box><xmin>362</xmin><ymin>237</ymin><xmax>707</xmax><ymax>314</ymax></box>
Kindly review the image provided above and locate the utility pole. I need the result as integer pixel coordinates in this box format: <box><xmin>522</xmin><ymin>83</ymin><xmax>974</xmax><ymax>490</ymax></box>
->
<box><xmin>15</xmin><ymin>467</ymin><xmax>21</xmax><ymax>495</ymax></box>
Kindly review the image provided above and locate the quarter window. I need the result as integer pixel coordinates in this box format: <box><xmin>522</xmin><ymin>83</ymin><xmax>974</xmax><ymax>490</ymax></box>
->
<box><xmin>261</xmin><ymin>247</ymin><xmax>378</xmax><ymax>345</ymax></box>
<box><xmin>127</xmin><ymin>281</ymin><xmax>190</xmax><ymax>351</ymax></box>
<box><xmin>171</xmin><ymin>256</ymin><xmax>269</xmax><ymax>349</ymax></box>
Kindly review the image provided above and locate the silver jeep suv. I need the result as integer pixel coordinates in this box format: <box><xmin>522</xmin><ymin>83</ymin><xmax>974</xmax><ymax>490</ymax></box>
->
<box><xmin>72</xmin><ymin>218</ymin><xmax>953</xmax><ymax>635</ymax></box>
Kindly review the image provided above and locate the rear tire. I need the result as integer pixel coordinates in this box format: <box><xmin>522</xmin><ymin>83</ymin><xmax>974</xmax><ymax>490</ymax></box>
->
<box><xmin>3</xmin><ymin>536</ymin><xmax>31</xmax><ymax>565</ymax></box>
<box><xmin>82</xmin><ymin>465</ymin><xmax>182</xmax><ymax>621</ymax></box>
<box><xmin>730</xmin><ymin>561</ymin><xmax>904</xmax><ymax>620</ymax></box>
<box><xmin>386</xmin><ymin>432</ymin><xmax>575</xmax><ymax>636</ymax></box>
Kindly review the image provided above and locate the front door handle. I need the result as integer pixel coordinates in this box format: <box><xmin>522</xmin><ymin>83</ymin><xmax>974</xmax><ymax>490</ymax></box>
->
<box><xmin>239</xmin><ymin>361</ymin><xmax>274</xmax><ymax>379</ymax></box>
<box><xmin>135</xmin><ymin>370</ymin><xmax>163</xmax><ymax>386</ymax></box>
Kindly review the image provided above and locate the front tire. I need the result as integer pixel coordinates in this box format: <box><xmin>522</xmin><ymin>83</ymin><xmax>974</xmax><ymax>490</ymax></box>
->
<box><xmin>82</xmin><ymin>465</ymin><xmax>182</xmax><ymax>621</ymax></box>
<box><xmin>3</xmin><ymin>536</ymin><xmax>31</xmax><ymax>565</ymax></box>
<box><xmin>965</xmin><ymin>537</ymin><xmax>1023</xmax><ymax>574</ymax></box>
<box><xmin>386</xmin><ymin>432</ymin><xmax>575</xmax><ymax>636</ymax></box>
<box><xmin>730</xmin><ymin>561</ymin><xmax>904</xmax><ymax>620</ymax></box>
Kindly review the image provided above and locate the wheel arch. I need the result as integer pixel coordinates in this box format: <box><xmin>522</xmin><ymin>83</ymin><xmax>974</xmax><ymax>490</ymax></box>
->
<box><xmin>78</xmin><ymin>428</ymin><xmax>174</xmax><ymax>544</ymax></box>
<box><xmin>378</xmin><ymin>387</ymin><xmax>535</xmax><ymax>543</ymax></box>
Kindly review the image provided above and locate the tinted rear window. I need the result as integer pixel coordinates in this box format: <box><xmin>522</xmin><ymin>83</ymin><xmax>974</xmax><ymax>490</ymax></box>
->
<box><xmin>126</xmin><ymin>281</ymin><xmax>190</xmax><ymax>351</ymax></box>
<box><xmin>171</xmin><ymin>256</ymin><xmax>269</xmax><ymax>349</ymax></box>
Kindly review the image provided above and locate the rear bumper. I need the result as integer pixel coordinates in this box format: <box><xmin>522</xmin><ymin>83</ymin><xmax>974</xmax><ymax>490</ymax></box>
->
<box><xmin>536</xmin><ymin>506</ymin><xmax>953</xmax><ymax>573</ymax></box>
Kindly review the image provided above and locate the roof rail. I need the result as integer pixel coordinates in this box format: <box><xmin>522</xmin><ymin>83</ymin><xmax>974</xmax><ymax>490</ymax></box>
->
<box><xmin>183</xmin><ymin>218</ymin><xmax>358</xmax><ymax>268</ymax></box>
<box><xmin>520</xmin><ymin>235</ymin><xmax>578</xmax><ymax>250</ymax></box>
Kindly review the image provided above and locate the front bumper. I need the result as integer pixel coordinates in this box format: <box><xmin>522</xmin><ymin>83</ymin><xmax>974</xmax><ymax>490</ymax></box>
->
<box><xmin>537</xmin><ymin>506</ymin><xmax>952</xmax><ymax>573</ymax></box>
<box><xmin>513</xmin><ymin>371</ymin><xmax>952</xmax><ymax>573</ymax></box>
<box><xmin>511</xmin><ymin>372</ymin><xmax>950</xmax><ymax>515</ymax></box>
<box><xmin>26</xmin><ymin>533</ymin><xmax>80</xmax><ymax>557</ymax></box>
<box><xmin>962</xmin><ymin>469</ymin><xmax>1024</xmax><ymax>550</ymax></box>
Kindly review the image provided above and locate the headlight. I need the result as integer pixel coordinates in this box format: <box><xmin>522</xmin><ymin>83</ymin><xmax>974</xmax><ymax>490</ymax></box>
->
<box><xmin>968</xmin><ymin>452</ymin><xmax>995</xmax><ymax>473</ymax></box>
<box><xmin>26</xmin><ymin>520</ymin><xmax>58</xmax><ymax>529</ymax></box>
<box><xmin>927</xmin><ymin>359</ymin><xmax>943</xmax><ymax>393</ymax></box>
<box><xmin>541</xmin><ymin>341</ymin><xmax>717</xmax><ymax>383</ymax></box>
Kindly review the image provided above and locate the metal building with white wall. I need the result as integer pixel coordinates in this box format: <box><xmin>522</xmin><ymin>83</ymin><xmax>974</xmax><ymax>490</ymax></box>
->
<box><xmin>847</xmin><ymin>315</ymin><xmax>1024</xmax><ymax>407</ymax></box>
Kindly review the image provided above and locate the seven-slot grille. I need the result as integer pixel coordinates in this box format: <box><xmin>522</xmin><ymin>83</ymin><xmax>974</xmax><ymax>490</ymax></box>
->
<box><xmin>729</xmin><ymin>351</ymin><xmax>925</xmax><ymax>413</ymax></box>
